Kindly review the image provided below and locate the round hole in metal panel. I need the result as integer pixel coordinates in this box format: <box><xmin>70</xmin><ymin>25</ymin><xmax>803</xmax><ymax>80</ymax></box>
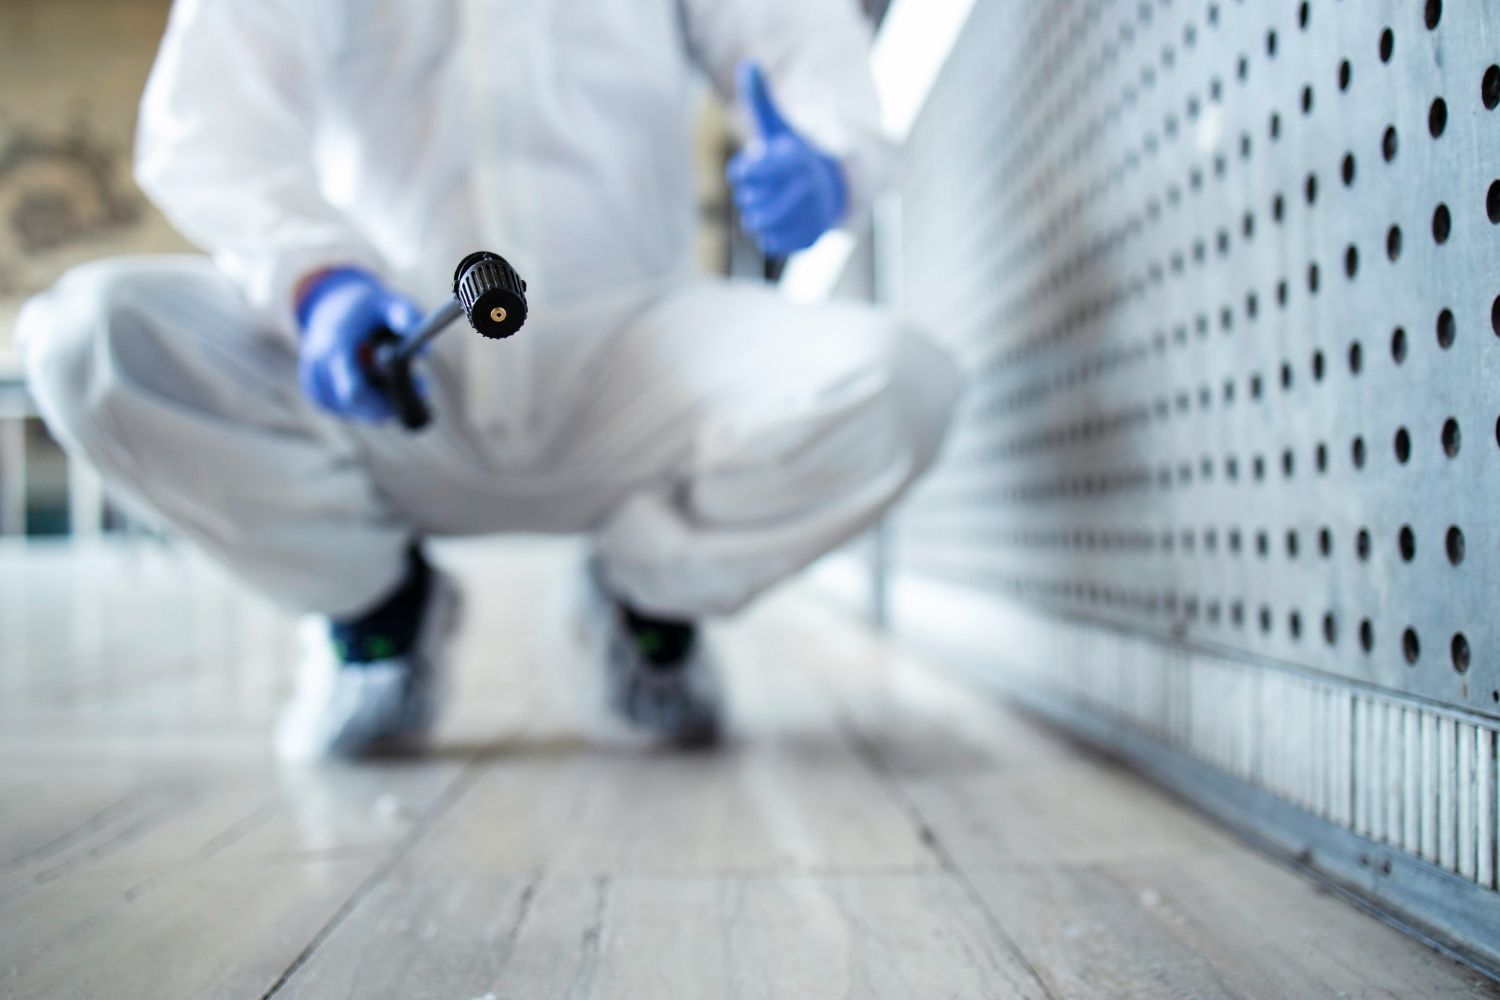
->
<box><xmin>1432</xmin><ymin>203</ymin><xmax>1451</xmax><ymax>244</ymax></box>
<box><xmin>1425</xmin><ymin>0</ymin><xmax>1442</xmax><ymax>29</ymax></box>
<box><xmin>1403</xmin><ymin>628</ymin><xmax>1421</xmax><ymax>664</ymax></box>
<box><xmin>1445</xmin><ymin>525</ymin><xmax>1465</xmax><ymax>565</ymax></box>
<box><xmin>1379</xmin><ymin>27</ymin><xmax>1394</xmax><ymax>63</ymax></box>
<box><xmin>1394</xmin><ymin>427</ymin><xmax>1411</xmax><ymax>463</ymax></box>
<box><xmin>1386</xmin><ymin>225</ymin><xmax>1403</xmax><ymax>261</ymax></box>
<box><xmin>1436</xmin><ymin>308</ymin><xmax>1456</xmax><ymax>348</ymax></box>
<box><xmin>1452</xmin><ymin>633</ymin><xmax>1471</xmax><ymax>674</ymax></box>
<box><xmin>1398</xmin><ymin>525</ymin><xmax>1416</xmax><ymax>561</ymax></box>
<box><xmin>1442</xmin><ymin>418</ymin><xmax>1461</xmax><ymax>457</ymax></box>
<box><xmin>1485</xmin><ymin>66</ymin><xmax>1500</xmax><ymax>109</ymax></box>
<box><xmin>1360</xmin><ymin>619</ymin><xmax>1375</xmax><ymax>653</ymax></box>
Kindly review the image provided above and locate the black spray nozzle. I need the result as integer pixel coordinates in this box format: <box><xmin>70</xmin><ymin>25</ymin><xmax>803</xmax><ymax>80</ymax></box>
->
<box><xmin>453</xmin><ymin>250</ymin><xmax>528</xmax><ymax>339</ymax></box>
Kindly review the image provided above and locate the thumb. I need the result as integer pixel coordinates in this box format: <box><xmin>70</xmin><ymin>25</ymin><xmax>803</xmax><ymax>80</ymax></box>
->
<box><xmin>737</xmin><ymin>60</ymin><xmax>791</xmax><ymax>142</ymax></box>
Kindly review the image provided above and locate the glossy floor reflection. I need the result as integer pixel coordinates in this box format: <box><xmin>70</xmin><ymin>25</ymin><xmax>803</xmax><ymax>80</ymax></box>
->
<box><xmin>1</xmin><ymin>539</ymin><xmax>1492</xmax><ymax>999</ymax></box>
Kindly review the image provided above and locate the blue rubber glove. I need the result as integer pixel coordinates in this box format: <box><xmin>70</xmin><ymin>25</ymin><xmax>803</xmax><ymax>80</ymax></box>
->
<box><xmin>727</xmin><ymin>61</ymin><xmax>849</xmax><ymax>256</ymax></box>
<box><xmin>295</xmin><ymin>268</ymin><xmax>423</xmax><ymax>422</ymax></box>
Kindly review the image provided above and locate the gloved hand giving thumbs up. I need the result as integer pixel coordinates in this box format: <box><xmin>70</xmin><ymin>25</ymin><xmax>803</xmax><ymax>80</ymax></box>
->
<box><xmin>727</xmin><ymin>61</ymin><xmax>848</xmax><ymax>257</ymax></box>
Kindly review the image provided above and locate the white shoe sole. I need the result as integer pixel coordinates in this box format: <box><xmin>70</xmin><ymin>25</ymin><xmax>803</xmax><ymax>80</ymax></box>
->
<box><xmin>275</xmin><ymin>570</ymin><xmax>462</xmax><ymax>760</ymax></box>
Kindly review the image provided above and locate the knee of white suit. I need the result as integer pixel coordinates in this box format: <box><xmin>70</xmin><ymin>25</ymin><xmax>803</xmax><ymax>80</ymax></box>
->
<box><xmin>20</xmin><ymin>261</ymin><xmax>128</xmax><ymax>460</ymax></box>
<box><xmin>18</xmin><ymin>261</ymin><xmax>212</xmax><ymax>541</ymax></box>
<box><xmin>22</xmin><ymin>257</ymin><xmax>300</xmax><ymax>477</ymax></box>
<box><xmin>884</xmin><ymin>322</ymin><xmax>963</xmax><ymax>478</ymax></box>
<box><xmin>23</xmin><ymin>260</ymin><xmax>238</xmax><ymax>520</ymax></box>
<box><xmin>21</xmin><ymin>258</ymin><xmax>408</xmax><ymax>616</ymax></box>
<box><xmin>598</xmin><ymin>320</ymin><xmax>961</xmax><ymax>619</ymax></box>
<box><xmin>687</xmin><ymin>320</ymin><xmax>959</xmax><ymax>527</ymax></box>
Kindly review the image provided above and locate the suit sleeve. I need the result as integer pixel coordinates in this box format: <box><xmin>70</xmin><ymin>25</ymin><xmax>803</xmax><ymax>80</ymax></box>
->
<box><xmin>134</xmin><ymin>0</ymin><xmax>386</xmax><ymax>329</ymax></box>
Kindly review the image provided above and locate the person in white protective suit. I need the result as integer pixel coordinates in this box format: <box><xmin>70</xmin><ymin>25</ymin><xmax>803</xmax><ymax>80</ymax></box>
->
<box><xmin>19</xmin><ymin>0</ymin><xmax>959</xmax><ymax>756</ymax></box>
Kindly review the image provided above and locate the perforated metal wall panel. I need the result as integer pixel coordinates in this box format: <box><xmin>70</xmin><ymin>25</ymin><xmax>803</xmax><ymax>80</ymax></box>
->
<box><xmin>863</xmin><ymin>0</ymin><xmax>1500</xmax><ymax>967</ymax></box>
<box><xmin>894</xmin><ymin>0</ymin><xmax>1500</xmax><ymax>712</ymax></box>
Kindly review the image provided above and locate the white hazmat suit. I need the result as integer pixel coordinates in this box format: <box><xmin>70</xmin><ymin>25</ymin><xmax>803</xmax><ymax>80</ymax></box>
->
<box><xmin>21</xmin><ymin>0</ymin><xmax>959</xmax><ymax>621</ymax></box>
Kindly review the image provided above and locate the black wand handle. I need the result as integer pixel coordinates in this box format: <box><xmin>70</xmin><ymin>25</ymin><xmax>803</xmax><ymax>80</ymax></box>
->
<box><xmin>364</xmin><ymin>251</ymin><xmax>530</xmax><ymax>431</ymax></box>
<box><xmin>362</xmin><ymin>326</ymin><xmax>432</xmax><ymax>430</ymax></box>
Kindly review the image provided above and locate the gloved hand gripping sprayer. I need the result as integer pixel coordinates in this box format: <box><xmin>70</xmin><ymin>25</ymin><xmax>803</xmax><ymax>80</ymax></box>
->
<box><xmin>361</xmin><ymin>251</ymin><xmax>529</xmax><ymax>430</ymax></box>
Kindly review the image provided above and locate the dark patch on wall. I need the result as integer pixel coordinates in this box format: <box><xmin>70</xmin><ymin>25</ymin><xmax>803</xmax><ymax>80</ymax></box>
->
<box><xmin>0</xmin><ymin>127</ymin><xmax>141</xmax><ymax>294</ymax></box>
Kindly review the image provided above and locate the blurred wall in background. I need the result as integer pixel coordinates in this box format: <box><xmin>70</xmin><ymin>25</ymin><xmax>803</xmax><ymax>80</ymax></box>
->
<box><xmin>0</xmin><ymin>0</ymin><xmax>189</xmax><ymax>534</ymax></box>
<box><xmin>0</xmin><ymin>0</ymin><xmax>191</xmax><ymax>361</ymax></box>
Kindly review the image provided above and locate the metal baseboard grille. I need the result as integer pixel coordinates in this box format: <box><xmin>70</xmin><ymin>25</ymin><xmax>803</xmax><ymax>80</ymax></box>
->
<box><xmin>845</xmin><ymin>0</ymin><xmax>1500</xmax><ymax>970</ymax></box>
<box><xmin>889</xmin><ymin>575</ymin><xmax>1500</xmax><ymax>968</ymax></box>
